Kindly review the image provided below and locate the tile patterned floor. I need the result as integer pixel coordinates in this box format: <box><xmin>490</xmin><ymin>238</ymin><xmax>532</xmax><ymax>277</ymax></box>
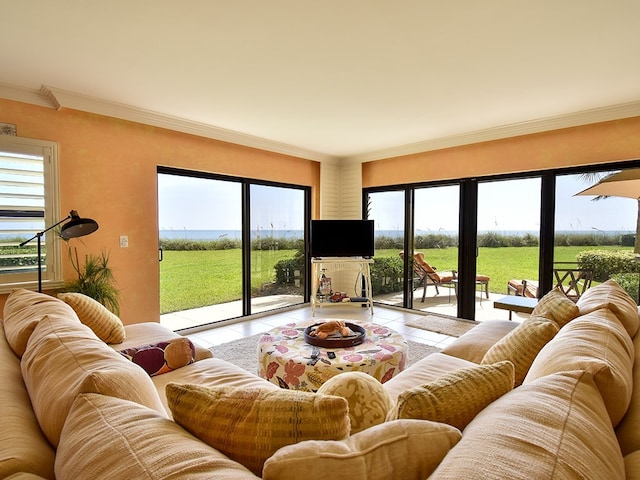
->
<box><xmin>184</xmin><ymin>303</ymin><xmax>461</xmax><ymax>353</ymax></box>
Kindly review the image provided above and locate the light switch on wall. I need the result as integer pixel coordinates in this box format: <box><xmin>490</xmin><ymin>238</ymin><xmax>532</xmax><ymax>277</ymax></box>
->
<box><xmin>120</xmin><ymin>235</ymin><xmax>129</xmax><ymax>248</ymax></box>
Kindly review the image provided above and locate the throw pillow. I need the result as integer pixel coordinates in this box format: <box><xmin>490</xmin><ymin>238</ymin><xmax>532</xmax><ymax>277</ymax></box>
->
<box><xmin>531</xmin><ymin>286</ymin><xmax>580</xmax><ymax>328</ymax></box>
<box><xmin>57</xmin><ymin>292</ymin><xmax>125</xmax><ymax>344</ymax></box>
<box><xmin>2</xmin><ymin>288</ymin><xmax>78</xmax><ymax>357</ymax></box>
<box><xmin>387</xmin><ymin>360</ymin><xmax>514</xmax><ymax>430</ymax></box>
<box><xmin>317</xmin><ymin>371</ymin><xmax>395</xmax><ymax>434</ymax></box>
<box><xmin>481</xmin><ymin>316</ymin><xmax>558</xmax><ymax>385</ymax></box>
<box><xmin>576</xmin><ymin>279</ymin><xmax>639</xmax><ymax>337</ymax></box>
<box><xmin>430</xmin><ymin>370</ymin><xmax>625</xmax><ymax>479</ymax></box>
<box><xmin>119</xmin><ymin>338</ymin><xmax>195</xmax><ymax>376</ymax></box>
<box><xmin>262</xmin><ymin>419</ymin><xmax>461</xmax><ymax>480</ymax></box>
<box><xmin>524</xmin><ymin>308</ymin><xmax>634</xmax><ymax>427</ymax></box>
<box><xmin>56</xmin><ymin>393</ymin><xmax>258</xmax><ymax>480</ymax></box>
<box><xmin>166</xmin><ymin>383</ymin><xmax>350</xmax><ymax>476</ymax></box>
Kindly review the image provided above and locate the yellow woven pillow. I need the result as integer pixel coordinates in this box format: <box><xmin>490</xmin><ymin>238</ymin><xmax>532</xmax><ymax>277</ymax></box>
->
<box><xmin>57</xmin><ymin>293</ymin><xmax>125</xmax><ymax>344</ymax></box>
<box><xmin>531</xmin><ymin>287</ymin><xmax>580</xmax><ymax>328</ymax></box>
<box><xmin>481</xmin><ymin>316</ymin><xmax>558</xmax><ymax>386</ymax></box>
<box><xmin>262</xmin><ymin>419</ymin><xmax>461</xmax><ymax>480</ymax></box>
<box><xmin>166</xmin><ymin>383</ymin><xmax>350</xmax><ymax>476</ymax></box>
<box><xmin>387</xmin><ymin>361</ymin><xmax>514</xmax><ymax>430</ymax></box>
<box><xmin>317</xmin><ymin>371</ymin><xmax>394</xmax><ymax>434</ymax></box>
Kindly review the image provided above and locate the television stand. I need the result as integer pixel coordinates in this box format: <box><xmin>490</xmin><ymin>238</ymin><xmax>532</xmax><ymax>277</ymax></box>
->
<box><xmin>311</xmin><ymin>257</ymin><xmax>374</xmax><ymax>316</ymax></box>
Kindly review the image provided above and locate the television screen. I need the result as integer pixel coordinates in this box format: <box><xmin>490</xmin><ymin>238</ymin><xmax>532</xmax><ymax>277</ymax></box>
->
<box><xmin>310</xmin><ymin>220</ymin><xmax>374</xmax><ymax>258</ymax></box>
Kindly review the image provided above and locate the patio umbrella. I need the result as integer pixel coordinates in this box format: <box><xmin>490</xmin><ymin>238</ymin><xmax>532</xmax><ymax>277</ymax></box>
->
<box><xmin>575</xmin><ymin>169</ymin><xmax>640</xmax><ymax>199</ymax></box>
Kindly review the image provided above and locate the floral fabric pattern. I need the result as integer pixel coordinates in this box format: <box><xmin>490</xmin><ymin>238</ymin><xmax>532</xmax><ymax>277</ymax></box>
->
<box><xmin>258</xmin><ymin>319</ymin><xmax>407</xmax><ymax>391</ymax></box>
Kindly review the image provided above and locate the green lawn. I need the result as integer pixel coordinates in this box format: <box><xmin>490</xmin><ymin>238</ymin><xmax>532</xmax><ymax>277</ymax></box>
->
<box><xmin>160</xmin><ymin>245</ymin><xmax>632</xmax><ymax>313</ymax></box>
<box><xmin>376</xmin><ymin>245</ymin><xmax>630</xmax><ymax>296</ymax></box>
<box><xmin>160</xmin><ymin>249</ymin><xmax>296</xmax><ymax>313</ymax></box>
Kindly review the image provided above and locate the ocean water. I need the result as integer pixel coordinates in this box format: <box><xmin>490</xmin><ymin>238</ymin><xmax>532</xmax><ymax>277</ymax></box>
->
<box><xmin>157</xmin><ymin>229</ymin><xmax>633</xmax><ymax>241</ymax></box>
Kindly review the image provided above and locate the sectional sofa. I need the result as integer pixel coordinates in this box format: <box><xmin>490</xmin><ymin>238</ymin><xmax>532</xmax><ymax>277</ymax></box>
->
<box><xmin>1</xmin><ymin>279</ymin><xmax>639</xmax><ymax>479</ymax></box>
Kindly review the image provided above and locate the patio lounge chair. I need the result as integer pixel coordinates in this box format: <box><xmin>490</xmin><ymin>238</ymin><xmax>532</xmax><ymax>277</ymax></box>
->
<box><xmin>401</xmin><ymin>252</ymin><xmax>490</xmax><ymax>302</ymax></box>
<box><xmin>507</xmin><ymin>279</ymin><xmax>539</xmax><ymax>298</ymax></box>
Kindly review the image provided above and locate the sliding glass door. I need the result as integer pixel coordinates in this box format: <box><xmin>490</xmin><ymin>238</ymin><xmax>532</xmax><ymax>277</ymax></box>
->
<box><xmin>158</xmin><ymin>173</ymin><xmax>243</xmax><ymax>329</ymax></box>
<box><xmin>158</xmin><ymin>168</ymin><xmax>310</xmax><ymax>330</ymax></box>
<box><xmin>249</xmin><ymin>184</ymin><xmax>306</xmax><ymax>313</ymax></box>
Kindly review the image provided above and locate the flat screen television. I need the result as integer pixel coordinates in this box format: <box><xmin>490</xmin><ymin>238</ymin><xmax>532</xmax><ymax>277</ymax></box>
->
<box><xmin>310</xmin><ymin>219</ymin><xmax>375</xmax><ymax>258</ymax></box>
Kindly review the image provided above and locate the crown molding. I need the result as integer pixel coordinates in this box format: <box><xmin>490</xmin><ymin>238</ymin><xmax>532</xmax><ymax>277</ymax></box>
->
<box><xmin>344</xmin><ymin>100</ymin><xmax>640</xmax><ymax>164</ymax></box>
<box><xmin>0</xmin><ymin>82</ymin><xmax>56</xmax><ymax>108</ymax></box>
<box><xmin>3</xmin><ymin>83</ymin><xmax>639</xmax><ymax>166</ymax></box>
<box><xmin>40</xmin><ymin>85</ymin><xmax>334</xmax><ymax>163</ymax></box>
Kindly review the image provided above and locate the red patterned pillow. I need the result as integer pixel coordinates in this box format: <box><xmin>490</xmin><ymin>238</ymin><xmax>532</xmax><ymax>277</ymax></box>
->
<box><xmin>119</xmin><ymin>338</ymin><xmax>195</xmax><ymax>376</ymax></box>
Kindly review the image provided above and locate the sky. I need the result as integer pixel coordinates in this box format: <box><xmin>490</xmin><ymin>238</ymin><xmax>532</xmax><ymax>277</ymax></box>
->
<box><xmin>158</xmin><ymin>170</ymin><xmax>638</xmax><ymax>234</ymax></box>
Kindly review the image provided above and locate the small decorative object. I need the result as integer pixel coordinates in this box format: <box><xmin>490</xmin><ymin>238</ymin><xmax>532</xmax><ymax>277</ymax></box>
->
<box><xmin>0</xmin><ymin>122</ymin><xmax>17</xmax><ymax>135</ymax></box>
<box><xmin>319</xmin><ymin>273</ymin><xmax>332</xmax><ymax>295</ymax></box>
<box><xmin>304</xmin><ymin>321</ymin><xmax>366</xmax><ymax>347</ymax></box>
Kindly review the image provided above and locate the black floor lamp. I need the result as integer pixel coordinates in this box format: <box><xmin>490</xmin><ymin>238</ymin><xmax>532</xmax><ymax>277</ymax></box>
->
<box><xmin>19</xmin><ymin>210</ymin><xmax>99</xmax><ymax>292</ymax></box>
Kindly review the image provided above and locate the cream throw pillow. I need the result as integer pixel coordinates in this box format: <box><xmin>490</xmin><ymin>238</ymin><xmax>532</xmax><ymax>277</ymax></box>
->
<box><xmin>317</xmin><ymin>371</ymin><xmax>394</xmax><ymax>434</ymax></box>
<box><xmin>57</xmin><ymin>292</ymin><xmax>125</xmax><ymax>344</ymax></box>
<box><xmin>2</xmin><ymin>288</ymin><xmax>78</xmax><ymax>357</ymax></box>
<box><xmin>56</xmin><ymin>393</ymin><xmax>259</xmax><ymax>480</ymax></box>
<box><xmin>524</xmin><ymin>308</ymin><xmax>634</xmax><ymax>427</ymax></box>
<box><xmin>531</xmin><ymin>286</ymin><xmax>580</xmax><ymax>328</ymax></box>
<box><xmin>166</xmin><ymin>383</ymin><xmax>350</xmax><ymax>476</ymax></box>
<box><xmin>577</xmin><ymin>279</ymin><xmax>640</xmax><ymax>337</ymax></box>
<box><xmin>388</xmin><ymin>360</ymin><xmax>514</xmax><ymax>430</ymax></box>
<box><xmin>431</xmin><ymin>370</ymin><xmax>625</xmax><ymax>479</ymax></box>
<box><xmin>262</xmin><ymin>419</ymin><xmax>461</xmax><ymax>480</ymax></box>
<box><xmin>481</xmin><ymin>316</ymin><xmax>558</xmax><ymax>385</ymax></box>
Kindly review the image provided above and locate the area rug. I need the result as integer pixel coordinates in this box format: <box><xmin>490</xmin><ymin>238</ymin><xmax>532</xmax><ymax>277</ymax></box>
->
<box><xmin>406</xmin><ymin>313</ymin><xmax>478</xmax><ymax>337</ymax></box>
<box><xmin>211</xmin><ymin>333</ymin><xmax>440</xmax><ymax>375</ymax></box>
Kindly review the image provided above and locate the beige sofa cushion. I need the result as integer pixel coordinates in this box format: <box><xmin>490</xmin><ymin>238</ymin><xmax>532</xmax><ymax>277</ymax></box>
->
<box><xmin>262</xmin><ymin>419</ymin><xmax>461</xmax><ymax>480</ymax></box>
<box><xmin>166</xmin><ymin>383</ymin><xmax>350</xmax><ymax>476</ymax></box>
<box><xmin>382</xmin><ymin>352</ymin><xmax>477</xmax><ymax>402</ymax></box>
<box><xmin>21</xmin><ymin>315</ymin><xmax>167</xmax><ymax>447</ymax></box>
<box><xmin>317</xmin><ymin>371</ymin><xmax>395</xmax><ymax>434</ymax></box>
<box><xmin>524</xmin><ymin>308</ymin><xmax>634</xmax><ymax>427</ymax></box>
<box><xmin>577</xmin><ymin>279</ymin><xmax>639</xmax><ymax>337</ymax></box>
<box><xmin>625</xmin><ymin>451</ymin><xmax>640</xmax><ymax>480</ymax></box>
<box><xmin>0</xmin><ymin>323</ymin><xmax>55</xmax><ymax>480</ymax></box>
<box><xmin>55</xmin><ymin>393</ymin><xmax>259</xmax><ymax>480</ymax></box>
<box><xmin>151</xmin><ymin>356</ymin><xmax>278</xmax><ymax>414</ymax></box>
<box><xmin>481</xmin><ymin>316</ymin><xmax>558</xmax><ymax>386</ymax></box>
<box><xmin>388</xmin><ymin>360</ymin><xmax>514</xmax><ymax>430</ymax></box>
<box><xmin>57</xmin><ymin>292</ymin><xmax>125</xmax><ymax>343</ymax></box>
<box><xmin>531</xmin><ymin>286</ymin><xmax>580</xmax><ymax>328</ymax></box>
<box><xmin>2</xmin><ymin>288</ymin><xmax>78</xmax><ymax>357</ymax></box>
<box><xmin>430</xmin><ymin>371</ymin><xmax>625</xmax><ymax>479</ymax></box>
<box><xmin>440</xmin><ymin>320</ymin><xmax>517</xmax><ymax>363</ymax></box>
<box><xmin>616</xmin><ymin>330</ymin><xmax>640</xmax><ymax>455</ymax></box>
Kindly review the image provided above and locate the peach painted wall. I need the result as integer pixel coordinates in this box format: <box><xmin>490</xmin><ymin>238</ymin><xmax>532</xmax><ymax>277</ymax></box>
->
<box><xmin>0</xmin><ymin>98</ymin><xmax>320</xmax><ymax>324</ymax></box>
<box><xmin>362</xmin><ymin>116</ymin><xmax>640</xmax><ymax>187</ymax></box>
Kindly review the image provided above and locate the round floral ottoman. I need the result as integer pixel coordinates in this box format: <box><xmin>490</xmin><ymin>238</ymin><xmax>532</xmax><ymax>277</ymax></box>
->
<box><xmin>257</xmin><ymin>319</ymin><xmax>407</xmax><ymax>392</ymax></box>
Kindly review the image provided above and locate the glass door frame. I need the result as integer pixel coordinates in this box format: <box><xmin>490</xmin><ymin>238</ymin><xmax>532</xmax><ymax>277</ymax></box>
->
<box><xmin>364</xmin><ymin>159</ymin><xmax>640</xmax><ymax>319</ymax></box>
<box><xmin>158</xmin><ymin>166</ymin><xmax>312</xmax><ymax>320</ymax></box>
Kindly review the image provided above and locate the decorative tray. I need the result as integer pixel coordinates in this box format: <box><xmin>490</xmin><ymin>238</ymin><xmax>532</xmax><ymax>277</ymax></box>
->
<box><xmin>304</xmin><ymin>322</ymin><xmax>366</xmax><ymax>348</ymax></box>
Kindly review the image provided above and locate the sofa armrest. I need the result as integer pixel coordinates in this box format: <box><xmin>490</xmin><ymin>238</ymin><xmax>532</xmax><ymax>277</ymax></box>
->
<box><xmin>441</xmin><ymin>320</ymin><xmax>517</xmax><ymax>364</ymax></box>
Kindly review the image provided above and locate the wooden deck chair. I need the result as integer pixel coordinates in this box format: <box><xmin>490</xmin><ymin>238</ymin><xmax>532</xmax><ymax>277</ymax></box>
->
<box><xmin>507</xmin><ymin>279</ymin><xmax>539</xmax><ymax>298</ymax></box>
<box><xmin>552</xmin><ymin>263</ymin><xmax>593</xmax><ymax>301</ymax></box>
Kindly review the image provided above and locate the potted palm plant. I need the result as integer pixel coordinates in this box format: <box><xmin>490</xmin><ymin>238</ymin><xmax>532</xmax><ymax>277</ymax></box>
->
<box><xmin>62</xmin><ymin>248</ymin><xmax>121</xmax><ymax>315</ymax></box>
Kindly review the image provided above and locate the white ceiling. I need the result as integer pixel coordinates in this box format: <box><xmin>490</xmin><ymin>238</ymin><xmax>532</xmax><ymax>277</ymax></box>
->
<box><xmin>1</xmin><ymin>1</ymin><xmax>640</xmax><ymax>161</ymax></box>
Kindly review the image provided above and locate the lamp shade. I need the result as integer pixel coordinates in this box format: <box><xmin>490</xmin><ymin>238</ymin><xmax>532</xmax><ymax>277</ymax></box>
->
<box><xmin>60</xmin><ymin>210</ymin><xmax>99</xmax><ymax>239</ymax></box>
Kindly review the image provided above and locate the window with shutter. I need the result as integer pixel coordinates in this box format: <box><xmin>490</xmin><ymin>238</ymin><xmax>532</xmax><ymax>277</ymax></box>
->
<box><xmin>0</xmin><ymin>136</ymin><xmax>61</xmax><ymax>292</ymax></box>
